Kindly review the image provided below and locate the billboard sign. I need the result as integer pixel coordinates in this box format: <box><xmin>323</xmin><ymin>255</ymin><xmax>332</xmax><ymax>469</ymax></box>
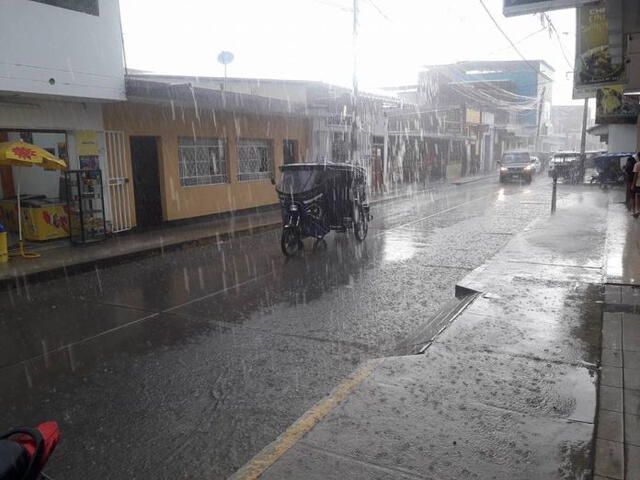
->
<box><xmin>574</xmin><ymin>2</ymin><xmax>626</xmax><ymax>91</ymax></box>
<box><xmin>503</xmin><ymin>0</ymin><xmax>592</xmax><ymax>17</ymax></box>
<box><xmin>595</xmin><ymin>85</ymin><xmax>640</xmax><ymax>124</ymax></box>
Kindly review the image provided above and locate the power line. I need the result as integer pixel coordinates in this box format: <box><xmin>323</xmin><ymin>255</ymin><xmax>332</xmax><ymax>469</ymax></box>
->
<box><xmin>477</xmin><ymin>0</ymin><xmax>540</xmax><ymax>75</ymax></box>
<box><xmin>365</xmin><ymin>0</ymin><xmax>391</xmax><ymax>22</ymax></box>
<box><xmin>485</xmin><ymin>27</ymin><xmax>547</xmax><ymax>57</ymax></box>
<box><xmin>543</xmin><ymin>13</ymin><xmax>574</xmax><ymax>70</ymax></box>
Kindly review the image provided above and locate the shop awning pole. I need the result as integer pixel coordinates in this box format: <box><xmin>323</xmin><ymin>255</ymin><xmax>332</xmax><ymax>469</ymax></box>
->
<box><xmin>16</xmin><ymin>169</ymin><xmax>22</xmax><ymax>243</ymax></box>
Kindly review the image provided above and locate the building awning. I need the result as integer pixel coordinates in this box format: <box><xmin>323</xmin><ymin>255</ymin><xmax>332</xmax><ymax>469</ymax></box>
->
<box><xmin>125</xmin><ymin>78</ymin><xmax>313</xmax><ymax>117</ymax></box>
<box><xmin>587</xmin><ymin>124</ymin><xmax>609</xmax><ymax>136</ymax></box>
<box><xmin>388</xmin><ymin>130</ymin><xmax>474</xmax><ymax>141</ymax></box>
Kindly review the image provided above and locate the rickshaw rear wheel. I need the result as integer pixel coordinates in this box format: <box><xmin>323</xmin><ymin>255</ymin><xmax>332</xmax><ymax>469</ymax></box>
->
<box><xmin>281</xmin><ymin>228</ymin><xmax>301</xmax><ymax>256</ymax></box>
<box><xmin>353</xmin><ymin>205</ymin><xmax>368</xmax><ymax>242</ymax></box>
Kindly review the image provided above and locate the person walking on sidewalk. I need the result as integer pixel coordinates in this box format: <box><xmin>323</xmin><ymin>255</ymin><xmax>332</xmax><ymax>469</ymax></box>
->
<box><xmin>633</xmin><ymin>152</ymin><xmax>640</xmax><ymax>217</ymax></box>
<box><xmin>625</xmin><ymin>155</ymin><xmax>636</xmax><ymax>209</ymax></box>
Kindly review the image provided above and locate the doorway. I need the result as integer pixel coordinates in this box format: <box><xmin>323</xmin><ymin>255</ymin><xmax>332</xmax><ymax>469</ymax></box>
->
<box><xmin>283</xmin><ymin>139</ymin><xmax>298</xmax><ymax>164</ymax></box>
<box><xmin>129</xmin><ymin>136</ymin><xmax>162</xmax><ymax>228</ymax></box>
<box><xmin>371</xmin><ymin>136</ymin><xmax>384</xmax><ymax>193</ymax></box>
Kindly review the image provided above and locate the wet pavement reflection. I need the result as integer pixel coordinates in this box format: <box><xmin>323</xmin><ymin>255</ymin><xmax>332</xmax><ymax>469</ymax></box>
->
<box><xmin>0</xmin><ymin>178</ymin><xmax>565</xmax><ymax>478</ymax></box>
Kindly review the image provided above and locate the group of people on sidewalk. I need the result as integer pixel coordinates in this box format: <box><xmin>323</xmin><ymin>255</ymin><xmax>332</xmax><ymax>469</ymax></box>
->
<box><xmin>625</xmin><ymin>152</ymin><xmax>640</xmax><ymax>217</ymax></box>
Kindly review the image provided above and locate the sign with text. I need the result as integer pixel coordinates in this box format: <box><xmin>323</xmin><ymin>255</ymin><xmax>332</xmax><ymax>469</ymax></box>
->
<box><xmin>503</xmin><ymin>0</ymin><xmax>592</xmax><ymax>17</ymax></box>
<box><xmin>595</xmin><ymin>85</ymin><xmax>640</xmax><ymax>124</ymax></box>
<box><xmin>75</xmin><ymin>130</ymin><xmax>99</xmax><ymax>156</ymax></box>
<box><xmin>574</xmin><ymin>2</ymin><xmax>626</xmax><ymax>91</ymax></box>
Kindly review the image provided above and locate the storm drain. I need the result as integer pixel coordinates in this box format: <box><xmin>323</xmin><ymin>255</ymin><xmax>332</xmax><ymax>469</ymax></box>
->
<box><xmin>394</xmin><ymin>291</ymin><xmax>480</xmax><ymax>356</ymax></box>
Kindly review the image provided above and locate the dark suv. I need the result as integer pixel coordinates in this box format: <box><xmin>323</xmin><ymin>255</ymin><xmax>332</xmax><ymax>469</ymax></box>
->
<box><xmin>499</xmin><ymin>152</ymin><xmax>534</xmax><ymax>184</ymax></box>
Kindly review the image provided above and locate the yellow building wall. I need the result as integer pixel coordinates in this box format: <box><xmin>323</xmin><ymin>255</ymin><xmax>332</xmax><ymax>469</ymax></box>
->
<box><xmin>103</xmin><ymin>102</ymin><xmax>311</xmax><ymax>224</ymax></box>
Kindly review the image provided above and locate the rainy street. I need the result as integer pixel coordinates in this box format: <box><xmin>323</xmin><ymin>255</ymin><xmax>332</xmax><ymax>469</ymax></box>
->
<box><xmin>0</xmin><ymin>176</ymin><xmax>560</xmax><ymax>479</ymax></box>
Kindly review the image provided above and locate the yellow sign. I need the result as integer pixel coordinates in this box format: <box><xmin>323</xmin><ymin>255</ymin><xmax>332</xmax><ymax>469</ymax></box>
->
<box><xmin>465</xmin><ymin>109</ymin><xmax>481</xmax><ymax>124</ymax></box>
<box><xmin>76</xmin><ymin>130</ymin><xmax>99</xmax><ymax>156</ymax></box>
<box><xmin>596</xmin><ymin>85</ymin><xmax>640</xmax><ymax>123</ymax></box>
<box><xmin>575</xmin><ymin>2</ymin><xmax>626</xmax><ymax>89</ymax></box>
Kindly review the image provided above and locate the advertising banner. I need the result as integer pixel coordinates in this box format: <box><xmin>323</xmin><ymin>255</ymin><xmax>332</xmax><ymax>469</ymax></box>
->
<box><xmin>503</xmin><ymin>0</ymin><xmax>592</xmax><ymax>17</ymax></box>
<box><xmin>595</xmin><ymin>85</ymin><xmax>640</xmax><ymax>124</ymax></box>
<box><xmin>76</xmin><ymin>130</ymin><xmax>99</xmax><ymax>156</ymax></box>
<box><xmin>575</xmin><ymin>2</ymin><xmax>626</xmax><ymax>91</ymax></box>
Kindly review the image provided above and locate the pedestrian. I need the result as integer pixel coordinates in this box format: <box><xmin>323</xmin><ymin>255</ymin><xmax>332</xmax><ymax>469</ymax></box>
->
<box><xmin>633</xmin><ymin>152</ymin><xmax>640</xmax><ymax>218</ymax></box>
<box><xmin>624</xmin><ymin>155</ymin><xmax>636</xmax><ymax>209</ymax></box>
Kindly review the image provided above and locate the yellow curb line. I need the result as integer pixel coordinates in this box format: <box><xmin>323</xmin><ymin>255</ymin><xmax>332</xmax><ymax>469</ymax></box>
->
<box><xmin>228</xmin><ymin>358</ymin><xmax>384</xmax><ymax>480</ymax></box>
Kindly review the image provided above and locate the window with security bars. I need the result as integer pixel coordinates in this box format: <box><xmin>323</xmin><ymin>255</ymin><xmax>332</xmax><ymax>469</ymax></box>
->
<box><xmin>237</xmin><ymin>139</ymin><xmax>273</xmax><ymax>181</ymax></box>
<box><xmin>332</xmin><ymin>132</ymin><xmax>349</xmax><ymax>163</ymax></box>
<box><xmin>178</xmin><ymin>137</ymin><xmax>228</xmax><ymax>186</ymax></box>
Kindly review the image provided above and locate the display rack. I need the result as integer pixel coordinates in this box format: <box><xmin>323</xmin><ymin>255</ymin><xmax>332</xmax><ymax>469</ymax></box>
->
<box><xmin>64</xmin><ymin>169</ymin><xmax>107</xmax><ymax>244</ymax></box>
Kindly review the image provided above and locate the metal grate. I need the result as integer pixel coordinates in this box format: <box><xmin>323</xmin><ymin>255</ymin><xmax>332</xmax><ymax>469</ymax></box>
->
<box><xmin>178</xmin><ymin>137</ymin><xmax>228</xmax><ymax>186</ymax></box>
<box><xmin>105</xmin><ymin>130</ymin><xmax>133</xmax><ymax>232</ymax></box>
<box><xmin>237</xmin><ymin>139</ymin><xmax>273</xmax><ymax>181</ymax></box>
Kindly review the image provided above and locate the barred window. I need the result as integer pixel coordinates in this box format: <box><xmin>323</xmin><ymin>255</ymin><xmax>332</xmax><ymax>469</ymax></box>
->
<box><xmin>237</xmin><ymin>139</ymin><xmax>273</xmax><ymax>181</ymax></box>
<box><xmin>332</xmin><ymin>132</ymin><xmax>349</xmax><ymax>163</ymax></box>
<box><xmin>178</xmin><ymin>137</ymin><xmax>228</xmax><ymax>186</ymax></box>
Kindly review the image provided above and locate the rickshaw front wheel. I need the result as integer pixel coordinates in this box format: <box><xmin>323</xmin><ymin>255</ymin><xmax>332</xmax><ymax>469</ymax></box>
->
<box><xmin>353</xmin><ymin>206</ymin><xmax>369</xmax><ymax>242</ymax></box>
<box><xmin>281</xmin><ymin>227</ymin><xmax>301</xmax><ymax>256</ymax></box>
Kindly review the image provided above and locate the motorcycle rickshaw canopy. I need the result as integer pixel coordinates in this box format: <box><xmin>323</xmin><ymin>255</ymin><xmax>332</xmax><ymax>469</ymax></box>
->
<box><xmin>276</xmin><ymin>162</ymin><xmax>367</xmax><ymax>197</ymax></box>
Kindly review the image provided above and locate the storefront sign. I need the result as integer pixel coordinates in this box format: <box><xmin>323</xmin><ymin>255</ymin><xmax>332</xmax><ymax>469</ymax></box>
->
<box><xmin>595</xmin><ymin>85</ymin><xmax>640</xmax><ymax>124</ymax></box>
<box><xmin>76</xmin><ymin>130</ymin><xmax>99</xmax><ymax>156</ymax></box>
<box><xmin>465</xmin><ymin>109</ymin><xmax>481</xmax><ymax>124</ymax></box>
<box><xmin>327</xmin><ymin>114</ymin><xmax>352</xmax><ymax>127</ymax></box>
<box><xmin>574</xmin><ymin>2</ymin><xmax>626</xmax><ymax>91</ymax></box>
<box><xmin>503</xmin><ymin>0</ymin><xmax>592</xmax><ymax>17</ymax></box>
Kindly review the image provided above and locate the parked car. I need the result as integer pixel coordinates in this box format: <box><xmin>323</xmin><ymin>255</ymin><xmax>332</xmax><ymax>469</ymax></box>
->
<box><xmin>499</xmin><ymin>152</ymin><xmax>534</xmax><ymax>184</ymax></box>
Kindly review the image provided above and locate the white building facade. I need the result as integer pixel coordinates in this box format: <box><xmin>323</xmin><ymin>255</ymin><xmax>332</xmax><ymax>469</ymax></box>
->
<box><xmin>0</xmin><ymin>0</ymin><xmax>126</xmax><ymax>226</ymax></box>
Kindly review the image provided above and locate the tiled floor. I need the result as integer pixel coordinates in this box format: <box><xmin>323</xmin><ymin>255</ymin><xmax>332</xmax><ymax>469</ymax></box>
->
<box><xmin>598</xmin><ymin>289</ymin><xmax>640</xmax><ymax>479</ymax></box>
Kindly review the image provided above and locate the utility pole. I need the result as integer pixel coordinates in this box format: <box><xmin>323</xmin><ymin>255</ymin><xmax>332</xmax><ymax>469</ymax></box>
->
<box><xmin>579</xmin><ymin>97</ymin><xmax>589</xmax><ymax>182</ymax></box>
<box><xmin>535</xmin><ymin>86</ymin><xmax>546</xmax><ymax>153</ymax></box>
<box><xmin>351</xmin><ymin>0</ymin><xmax>359</xmax><ymax>164</ymax></box>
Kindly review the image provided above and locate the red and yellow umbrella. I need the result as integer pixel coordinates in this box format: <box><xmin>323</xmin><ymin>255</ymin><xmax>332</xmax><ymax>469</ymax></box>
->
<box><xmin>0</xmin><ymin>141</ymin><xmax>67</xmax><ymax>170</ymax></box>
<box><xmin>0</xmin><ymin>141</ymin><xmax>67</xmax><ymax>258</ymax></box>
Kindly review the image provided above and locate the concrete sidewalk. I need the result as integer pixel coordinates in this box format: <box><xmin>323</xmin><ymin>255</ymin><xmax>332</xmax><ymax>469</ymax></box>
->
<box><xmin>231</xmin><ymin>186</ymin><xmax>613</xmax><ymax>479</ymax></box>
<box><xmin>0</xmin><ymin>176</ymin><xmax>495</xmax><ymax>289</ymax></box>
<box><xmin>594</xmin><ymin>198</ymin><xmax>640</xmax><ymax>480</ymax></box>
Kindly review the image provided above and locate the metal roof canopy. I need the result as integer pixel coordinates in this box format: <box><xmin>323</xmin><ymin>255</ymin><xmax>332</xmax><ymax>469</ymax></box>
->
<box><xmin>125</xmin><ymin>78</ymin><xmax>312</xmax><ymax>117</ymax></box>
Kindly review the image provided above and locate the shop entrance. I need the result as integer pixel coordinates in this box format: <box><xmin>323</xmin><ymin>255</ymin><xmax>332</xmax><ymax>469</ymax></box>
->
<box><xmin>371</xmin><ymin>136</ymin><xmax>384</xmax><ymax>193</ymax></box>
<box><xmin>129</xmin><ymin>136</ymin><xmax>162</xmax><ymax>228</ymax></box>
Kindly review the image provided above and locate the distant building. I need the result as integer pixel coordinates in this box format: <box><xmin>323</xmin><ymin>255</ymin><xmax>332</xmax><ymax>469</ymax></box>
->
<box><xmin>427</xmin><ymin>60</ymin><xmax>554</xmax><ymax>152</ymax></box>
<box><xmin>549</xmin><ymin>105</ymin><xmax>603</xmax><ymax>152</ymax></box>
<box><xmin>383</xmin><ymin>60</ymin><xmax>553</xmax><ymax>182</ymax></box>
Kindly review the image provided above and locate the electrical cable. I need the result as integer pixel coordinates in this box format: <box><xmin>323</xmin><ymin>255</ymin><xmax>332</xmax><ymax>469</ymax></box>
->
<box><xmin>543</xmin><ymin>13</ymin><xmax>574</xmax><ymax>70</ymax></box>
<box><xmin>365</xmin><ymin>0</ymin><xmax>391</xmax><ymax>22</ymax></box>
<box><xmin>477</xmin><ymin>0</ymin><xmax>540</xmax><ymax>74</ymax></box>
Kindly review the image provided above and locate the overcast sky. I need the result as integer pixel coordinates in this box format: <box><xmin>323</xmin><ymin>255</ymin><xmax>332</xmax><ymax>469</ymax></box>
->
<box><xmin>119</xmin><ymin>0</ymin><xmax>579</xmax><ymax>105</ymax></box>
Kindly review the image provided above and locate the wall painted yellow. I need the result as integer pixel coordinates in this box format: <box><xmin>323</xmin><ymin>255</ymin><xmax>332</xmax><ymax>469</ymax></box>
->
<box><xmin>103</xmin><ymin>101</ymin><xmax>311</xmax><ymax>225</ymax></box>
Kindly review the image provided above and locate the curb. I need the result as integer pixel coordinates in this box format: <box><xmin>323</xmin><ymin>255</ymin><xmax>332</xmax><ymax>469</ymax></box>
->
<box><xmin>0</xmin><ymin>221</ymin><xmax>281</xmax><ymax>290</ymax></box>
<box><xmin>369</xmin><ymin>186</ymin><xmax>435</xmax><ymax>206</ymax></box>
<box><xmin>450</xmin><ymin>174</ymin><xmax>495</xmax><ymax>186</ymax></box>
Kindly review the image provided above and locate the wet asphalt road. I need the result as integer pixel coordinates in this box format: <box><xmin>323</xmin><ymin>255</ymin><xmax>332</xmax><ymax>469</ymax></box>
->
<box><xmin>1</xmin><ymin>177</ymin><xmax>558</xmax><ymax>479</ymax></box>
